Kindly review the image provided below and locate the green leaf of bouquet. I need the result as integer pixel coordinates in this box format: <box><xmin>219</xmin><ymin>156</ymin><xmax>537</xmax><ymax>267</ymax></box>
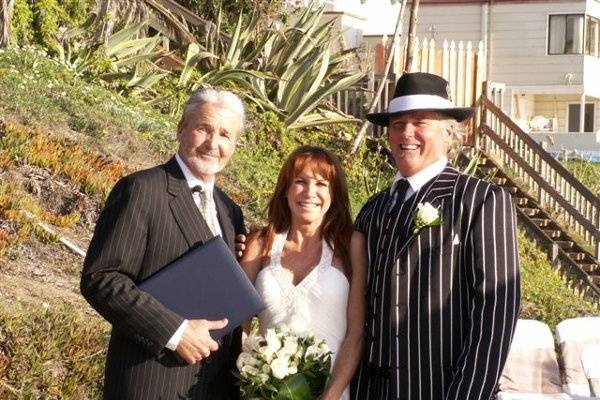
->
<box><xmin>275</xmin><ymin>374</ymin><xmax>312</xmax><ymax>400</ymax></box>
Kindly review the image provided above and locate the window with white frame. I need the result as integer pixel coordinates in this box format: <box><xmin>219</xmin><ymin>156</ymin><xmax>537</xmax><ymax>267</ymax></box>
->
<box><xmin>567</xmin><ymin>103</ymin><xmax>595</xmax><ymax>132</ymax></box>
<box><xmin>548</xmin><ymin>14</ymin><xmax>585</xmax><ymax>54</ymax></box>
<box><xmin>586</xmin><ymin>15</ymin><xmax>600</xmax><ymax>58</ymax></box>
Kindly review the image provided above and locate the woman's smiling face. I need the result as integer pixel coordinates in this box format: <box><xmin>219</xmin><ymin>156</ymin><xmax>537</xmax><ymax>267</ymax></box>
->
<box><xmin>287</xmin><ymin>166</ymin><xmax>332</xmax><ymax>228</ymax></box>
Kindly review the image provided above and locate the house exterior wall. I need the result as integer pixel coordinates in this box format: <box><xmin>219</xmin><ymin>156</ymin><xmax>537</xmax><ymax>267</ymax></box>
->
<box><xmin>533</xmin><ymin>94</ymin><xmax>600</xmax><ymax>132</ymax></box>
<box><xmin>588</xmin><ymin>0</ymin><xmax>600</xmax><ymax>17</ymax></box>
<box><xmin>584</xmin><ymin>56</ymin><xmax>600</xmax><ymax>98</ymax></box>
<box><xmin>489</xmin><ymin>1</ymin><xmax>586</xmax><ymax>86</ymax></box>
<box><xmin>362</xmin><ymin>3</ymin><xmax>482</xmax><ymax>45</ymax></box>
<box><xmin>403</xmin><ymin>3</ymin><xmax>483</xmax><ymax>42</ymax></box>
<box><xmin>584</xmin><ymin>0</ymin><xmax>600</xmax><ymax>99</ymax></box>
<box><xmin>362</xmin><ymin>1</ymin><xmax>591</xmax><ymax>88</ymax></box>
<box><xmin>321</xmin><ymin>11</ymin><xmax>367</xmax><ymax>50</ymax></box>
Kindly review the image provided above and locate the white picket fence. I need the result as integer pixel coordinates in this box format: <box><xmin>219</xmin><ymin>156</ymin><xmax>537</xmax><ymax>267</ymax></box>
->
<box><xmin>330</xmin><ymin>36</ymin><xmax>488</xmax><ymax>140</ymax></box>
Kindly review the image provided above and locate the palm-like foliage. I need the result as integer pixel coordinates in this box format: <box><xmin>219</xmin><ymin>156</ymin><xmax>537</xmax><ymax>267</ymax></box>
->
<box><xmin>179</xmin><ymin>3</ymin><xmax>365</xmax><ymax>129</ymax></box>
<box><xmin>90</xmin><ymin>0</ymin><xmax>195</xmax><ymax>47</ymax></box>
<box><xmin>56</xmin><ymin>21</ymin><xmax>169</xmax><ymax>94</ymax></box>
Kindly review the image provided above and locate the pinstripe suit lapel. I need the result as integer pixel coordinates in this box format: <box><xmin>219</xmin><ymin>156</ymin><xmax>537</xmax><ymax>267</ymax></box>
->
<box><xmin>214</xmin><ymin>188</ymin><xmax>235</xmax><ymax>249</ymax></box>
<box><xmin>394</xmin><ymin>166</ymin><xmax>459</xmax><ymax>258</ymax></box>
<box><xmin>165</xmin><ymin>158</ymin><xmax>213</xmax><ymax>247</ymax></box>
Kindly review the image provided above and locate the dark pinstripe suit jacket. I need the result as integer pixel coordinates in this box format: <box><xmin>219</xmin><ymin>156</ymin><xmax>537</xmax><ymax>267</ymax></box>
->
<box><xmin>352</xmin><ymin>166</ymin><xmax>520</xmax><ymax>400</ymax></box>
<box><xmin>81</xmin><ymin>157</ymin><xmax>245</xmax><ymax>400</ymax></box>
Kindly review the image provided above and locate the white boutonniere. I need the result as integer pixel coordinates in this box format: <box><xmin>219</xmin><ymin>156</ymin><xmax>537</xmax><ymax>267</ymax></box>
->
<box><xmin>412</xmin><ymin>202</ymin><xmax>442</xmax><ymax>234</ymax></box>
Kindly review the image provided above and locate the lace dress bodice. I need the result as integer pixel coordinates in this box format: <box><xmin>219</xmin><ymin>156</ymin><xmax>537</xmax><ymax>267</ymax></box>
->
<box><xmin>255</xmin><ymin>231</ymin><xmax>350</xmax><ymax>399</ymax></box>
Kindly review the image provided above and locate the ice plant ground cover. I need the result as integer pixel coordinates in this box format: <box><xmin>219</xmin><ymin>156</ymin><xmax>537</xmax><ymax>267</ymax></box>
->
<box><xmin>236</xmin><ymin>326</ymin><xmax>331</xmax><ymax>400</ymax></box>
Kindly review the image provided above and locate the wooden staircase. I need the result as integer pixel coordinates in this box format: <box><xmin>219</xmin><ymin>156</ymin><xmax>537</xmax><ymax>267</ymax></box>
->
<box><xmin>472</xmin><ymin>95</ymin><xmax>600</xmax><ymax>306</ymax></box>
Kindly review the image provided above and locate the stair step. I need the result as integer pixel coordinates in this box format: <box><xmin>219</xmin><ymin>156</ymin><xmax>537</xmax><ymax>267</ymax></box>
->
<box><xmin>476</xmin><ymin>157</ymin><xmax>491</xmax><ymax>166</ymax></box>
<box><xmin>520</xmin><ymin>207</ymin><xmax>540</xmax><ymax>217</ymax></box>
<box><xmin>479</xmin><ymin>166</ymin><xmax>498</xmax><ymax>176</ymax></box>
<box><xmin>514</xmin><ymin>197</ymin><xmax>529</xmax><ymax>206</ymax></box>
<box><xmin>531</xmin><ymin>217</ymin><xmax>550</xmax><ymax>227</ymax></box>
<box><xmin>590</xmin><ymin>275</ymin><xmax>600</xmax><ymax>286</ymax></box>
<box><xmin>491</xmin><ymin>177</ymin><xmax>507</xmax><ymax>186</ymax></box>
<box><xmin>568</xmin><ymin>252</ymin><xmax>587</xmax><ymax>261</ymax></box>
<box><xmin>580</xmin><ymin>263</ymin><xmax>599</xmax><ymax>273</ymax></box>
<box><xmin>555</xmin><ymin>240</ymin><xmax>574</xmax><ymax>249</ymax></box>
<box><xmin>505</xmin><ymin>186</ymin><xmax>519</xmax><ymax>194</ymax></box>
<box><xmin>543</xmin><ymin>229</ymin><xmax>562</xmax><ymax>238</ymax></box>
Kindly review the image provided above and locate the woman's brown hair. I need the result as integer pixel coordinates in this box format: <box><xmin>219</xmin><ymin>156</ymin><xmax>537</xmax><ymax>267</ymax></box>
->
<box><xmin>259</xmin><ymin>145</ymin><xmax>354</xmax><ymax>276</ymax></box>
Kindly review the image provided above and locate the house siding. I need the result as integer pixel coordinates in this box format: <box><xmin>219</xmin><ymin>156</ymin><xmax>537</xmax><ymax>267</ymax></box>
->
<box><xmin>489</xmin><ymin>1</ymin><xmax>586</xmax><ymax>86</ymax></box>
<box><xmin>404</xmin><ymin>4</ymin><xmax>483</xmax><ymax>42</ymax></box>
<box><xmin>362</xmin><ymin>3</ymin><xmax>482</xmax><ymax>46</ymax></box>
<box><xmin>534</xmin><ymin>94</ymin><xmax>600</xmax><ymax>132</ymax></box>
<box><xmin>584</xmin><ymin>56</ymin><xmax>600</xmax><ymax>98</ymax></box>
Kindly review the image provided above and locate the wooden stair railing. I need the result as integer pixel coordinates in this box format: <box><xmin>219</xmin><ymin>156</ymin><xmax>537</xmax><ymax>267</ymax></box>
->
<box><xmin>471</xmin><ymin>153</ymin><xmax>600</xmax><ymax>306</ymax></box>
<box><xmin>477</xmin><ymin>96</ymin><xmax>600</xmax><ymax>260</ymax></box>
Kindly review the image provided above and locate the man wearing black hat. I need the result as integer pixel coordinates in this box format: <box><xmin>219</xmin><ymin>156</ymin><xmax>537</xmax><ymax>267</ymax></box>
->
<box><xmin>351</xmin><ymin>72</ymin><xmax>520</xmax><ymax>400</ymax></box>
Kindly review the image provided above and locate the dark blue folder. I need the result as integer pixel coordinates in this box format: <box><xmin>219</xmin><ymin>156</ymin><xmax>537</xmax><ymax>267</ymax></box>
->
<box><xmin>139</xmin><ymin>236</ymin><xmax>264</xmax><ymax>339</ymax></box>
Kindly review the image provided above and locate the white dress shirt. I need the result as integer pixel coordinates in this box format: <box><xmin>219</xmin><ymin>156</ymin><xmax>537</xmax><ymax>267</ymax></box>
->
<box><xmin>389</xmin><ymin>157</ymin><xmax>448</xmax><ymax>206</ymax></box>
<box><xmin>174</xmin><ymin>153</ymin><xmax>222</xmax><ymax>237</ymax></box>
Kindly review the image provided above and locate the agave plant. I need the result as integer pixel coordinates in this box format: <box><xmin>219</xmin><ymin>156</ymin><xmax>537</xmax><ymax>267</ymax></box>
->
<box><xmin>91</xmin><ymin>0</ymin><xmax>196</xmax><ymax>47</ymax></box>
<box><xmin>179</xmin><ymin>2</ymin><xmax>365</xmax><ymax>129</ymax></box>
<box><xmin>177</xmin><ymin>10</ymin><xmax>272</xmax><ymax>91</ymax></box>
<box><xmin>55</xmin><ymin>21</ymin><xmax>169</xmax><ymax>94</ymax></box>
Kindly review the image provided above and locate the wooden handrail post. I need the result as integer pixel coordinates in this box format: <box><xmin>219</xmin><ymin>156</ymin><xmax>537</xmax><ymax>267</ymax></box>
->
<box><xmin>597</xmin><ymin>212</ymin><xmax>600</xmax><ymax>260</ymax></box>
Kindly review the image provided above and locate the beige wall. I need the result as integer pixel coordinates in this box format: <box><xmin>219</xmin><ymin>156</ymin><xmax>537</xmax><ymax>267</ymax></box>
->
<box><xmin>361</xmin><ymin>3</ymin><xmax>483</xmax><ymax>47</ymax></box>
<box><xmin>584</xmin><ymin>56</ymin><xmax>600</xmax><ymax>98</ymax></box>
<box><xmin>490</xmin><ymin>1</ymin><xmax>586</xmax><ymax>86</ymax></box>
<box><xmin>534</xmin><ymin>94</ymin><xmax>600</xmax><ymax>132</ymax></box>
<box><xmin>404</xmin><ymin>3</ymin><xmax>483</xmax><ymax>43</ymax></box>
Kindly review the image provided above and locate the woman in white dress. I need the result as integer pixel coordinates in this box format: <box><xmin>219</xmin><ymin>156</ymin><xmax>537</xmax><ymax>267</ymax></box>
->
<box><xmin>240</xmin><ymin>145</ymin><xmax>366</xmax><ymax>400</ymax></box>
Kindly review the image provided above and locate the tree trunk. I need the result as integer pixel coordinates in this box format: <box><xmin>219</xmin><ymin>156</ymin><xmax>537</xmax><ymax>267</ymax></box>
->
<box><xmin>0</xmin><ymin>0</ymin><xmax>15</xmax><ymax>48</ymax></box>
<box><xmin>92</xmin><ymin>0</ymin><xmax>117</xmax><ymax>47</ymax></box>
<box><xmin>349</xmin><ymin>0</ymin><xmax>409</xmax><ymax>155</ymax></box>
<box><xmin>404</xmin><ymin>0</ymin><xmax>420</xmax><ymax>72</ymax></box>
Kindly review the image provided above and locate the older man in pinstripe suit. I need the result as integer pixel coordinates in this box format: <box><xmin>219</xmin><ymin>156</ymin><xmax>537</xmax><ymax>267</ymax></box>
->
<box><xmin>351</xmin><ymin>72</ymin><xmax>520</xmax><ymax>400</ymax></box>
<box><xmin>81</xmin><ymin>88</ymin><xmax>246</xmax><ymax>399</ymax></box>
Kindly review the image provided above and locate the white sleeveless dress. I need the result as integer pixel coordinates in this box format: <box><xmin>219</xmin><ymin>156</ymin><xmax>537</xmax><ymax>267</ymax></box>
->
<box><xmin>255</xmin><ymin>232</ymin><xmax>350</xmax><ymax>400</ymax></box>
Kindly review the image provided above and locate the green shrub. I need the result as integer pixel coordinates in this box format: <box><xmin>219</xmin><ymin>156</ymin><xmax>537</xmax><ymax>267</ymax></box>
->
<box><xmin>518</xmin><ymin>230</ymin><xmax>597</xmax><ymax>329</ymax></box>
<box><xmin>562</xmin><ymin>160</ymin><xmax>600</xmax><ymax>195</ymax></box>
<box><xmin>0</xmin><ymin>46</ymin><xmax>176</xmax><ymax>154</ymax></box>
<box><xmin>9</xmin><ymin>0</ymin><xmax>92</xmax><ymax>50</ymax></box>
<box><xmin>0</xmin><ymin>302</ymin><xmax>109</xmax><ymax>399</ymax></box>
<box><xmin>31</xmin><ymin>0</ymin><xmax>64</xmax><ymax>52</ymax></box>
<box><xmin>11</xmin><ymin>0</ymin><xmax>34</xmax><ymax>45</ymax></box>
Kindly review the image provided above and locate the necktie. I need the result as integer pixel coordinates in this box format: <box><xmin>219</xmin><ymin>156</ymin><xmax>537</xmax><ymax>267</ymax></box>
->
<box><xmin>191</xmin><ymin>185</ymin><xmax>218</xmax><ymax>235</ymax></box>
<box><xmin>388</xmin><ymin>179</ymin><xmax>414</xmax><ymax>242</ymax></box>
<box><xmin>389</xmin><ymin>179</ymin><xmax>411</xmax><ymax>212</ymax></box>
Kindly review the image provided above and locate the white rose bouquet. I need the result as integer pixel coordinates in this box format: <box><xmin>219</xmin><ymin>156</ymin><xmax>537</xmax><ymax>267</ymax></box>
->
<box><xmin>236</xmin><ymin>326</ymin><xmax>331</xmax><ymax>400</ymax></box>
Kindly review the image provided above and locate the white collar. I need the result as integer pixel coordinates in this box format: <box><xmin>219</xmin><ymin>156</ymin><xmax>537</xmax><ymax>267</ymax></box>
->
<box><xmin>390</xmin><ymin>157</ymin><xmax>448</xmax><ymax>194</ymax></box>
<box><xmin>175</xmin><ymin>153</ymin><xmax>215</xmax><ymax>193</ymax></box>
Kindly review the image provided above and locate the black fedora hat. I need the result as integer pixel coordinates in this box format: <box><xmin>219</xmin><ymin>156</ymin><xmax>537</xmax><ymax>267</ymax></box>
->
<box><xmin>366</xmin><ymin>72</ymin><xmax>475</xmax><ymax>126</ymax></box>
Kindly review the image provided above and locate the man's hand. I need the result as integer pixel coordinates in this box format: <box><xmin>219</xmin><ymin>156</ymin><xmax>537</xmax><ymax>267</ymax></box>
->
<box><xmin>175</xmin><ymin>318</ymin><xmax>228</xmax><ymax>365</ymax></box>
<box><xmin>235</xmin><ymin>234</ymin><xmax>246</xmax><ymax>259</ymax></box>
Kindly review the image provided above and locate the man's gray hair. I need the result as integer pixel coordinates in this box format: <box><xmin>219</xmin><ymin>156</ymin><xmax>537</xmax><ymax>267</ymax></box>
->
<box><xmin>444</xmin><ymin>118</ymin><xmax>466</xmax><ymax>160</ymax></box>
<box><xmin>178</xmin><ymin>88</ymin><xmax>246</xmax><ymax>132</ymax></box>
